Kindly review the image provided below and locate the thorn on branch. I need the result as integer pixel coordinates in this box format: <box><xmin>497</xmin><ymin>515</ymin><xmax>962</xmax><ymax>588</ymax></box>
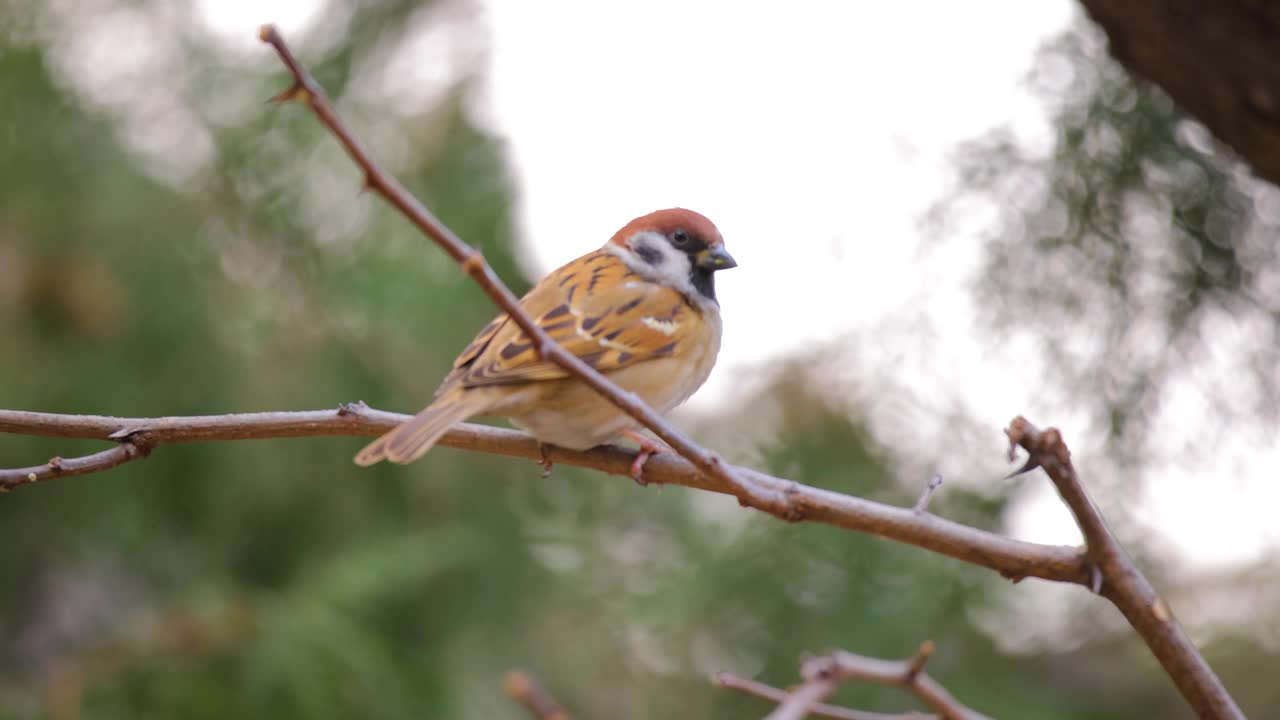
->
<box><xmin>107</xmin><ymin>427</ymin><xmax>136</xmax><ymax>441</ymax></box>
<box><xmin>268</xmin><ymin>83</ymin><xmax>311</xmax><ymax>106</ymax></box>
<box><xmin>1004</xmin><ymin>416</ymin><xmax>1071</xmax><ymax>472</ymax></box>
<box><xmin>913</xmin><ymin>474</ymin><xmax>943</xmax><ymax>513</ymax></box>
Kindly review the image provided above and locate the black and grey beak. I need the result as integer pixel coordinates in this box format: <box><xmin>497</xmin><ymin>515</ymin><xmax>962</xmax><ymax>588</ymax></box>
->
<box><xmin>696</xmin><ymin>246</ymin><xmax>737</xmax><ymax>271</ymax></box>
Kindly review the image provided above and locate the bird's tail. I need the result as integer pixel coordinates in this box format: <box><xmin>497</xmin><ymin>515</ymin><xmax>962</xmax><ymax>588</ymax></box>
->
<box><xmin>354</xmin><ymin>393</ymin><xmax>484</xmax><ymax>466</ymax></box>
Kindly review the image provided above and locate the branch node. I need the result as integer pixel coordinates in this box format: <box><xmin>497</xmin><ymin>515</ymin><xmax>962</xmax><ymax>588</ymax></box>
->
<box><xmin>461</xmin><ymin>250</ymin><xmax>485</xmax><ymax>277</ymax></box>
<box><xmin>778</xmin><ymin>483</ymin><xmax>807</xmax><ymax>522</ymax></box>
<box><xmin>728</xmin><ymin>642</ymin><xmax>989</xmax><ymax>720</ymax></box>
<box><xmin>336</xmin><ymin>400</ymin><xmax>369</xmax><ymax>417</ymax></box>
<box><xmin>999</xmin><ymin>568</ymin><xmax>1027</xmax><ymax>584</ymax></box>
<box><xmin>1152</xmin><ymin>597</ymin><xmax>1172</xmax><ymax>623</ymax></box>
<box><xmin>800</xmin><ymin>654</ymin><xmax>837</xmax><ymax>681</ymax></box>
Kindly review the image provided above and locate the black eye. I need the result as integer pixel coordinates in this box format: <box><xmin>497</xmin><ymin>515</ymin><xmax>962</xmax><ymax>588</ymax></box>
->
<box><xmin>671</xmin><ymin>229</ymin><xmax>690</xmax><ymax>246</ymax></box>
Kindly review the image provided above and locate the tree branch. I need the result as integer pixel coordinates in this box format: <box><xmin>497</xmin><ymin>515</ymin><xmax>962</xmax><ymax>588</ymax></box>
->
<box><xmin>716</xmin><ymin>673</ymin><xmax>923</xmax><ymax>720</ymax></box>
<box><xmin>0</xmin><ymin>25</ymin><xmax>1239</xmax><ymax>720</ymax></box>
<box><xmin>0</xmin><ymin>442</ymin><xmax>146</xmax><ymax>489</ymax></box>
<box><xmin>722</xmin><ymin>642</ymin><xmax>987</xmax><ymax>720</ymax></box>
<box><xmin>249</xmin><ymin>31</ymin><xmax>1238</xmax><ymax>716</ymax></box>
<box><xmin>0</xmin><ymin>407</ymin><xmax>1089</xmax><ymax>586</ymax></box>
<box><xmin>1005</xmin><ymin>417</ymin><xmax>1243</xmax><ymax>720</ymax></box>
<box><xmin>255</xmin><ymin>25</ymin><xmax>797</xmax><ymax>519</ymax></box>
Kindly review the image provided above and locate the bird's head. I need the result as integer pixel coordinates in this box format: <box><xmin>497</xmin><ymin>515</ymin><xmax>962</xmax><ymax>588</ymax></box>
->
<box><xmin>608</xmin><ymin>208</ymin><xmax>737</xmax><ymax>305</ymax></box>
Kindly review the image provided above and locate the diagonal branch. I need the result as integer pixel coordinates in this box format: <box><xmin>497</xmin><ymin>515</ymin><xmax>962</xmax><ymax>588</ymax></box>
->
<box><xmin>256</xmin><ymin>25</ymin><xmax>794</xmax><ymax>520</ymax></box>
<box><xmin>0</xmin><ymin>407</ymin><xmax>1088</xmax><ymax>585</ymax></box>
<box><xmin>1005</xmin><ymin>417</ymin><xmax>1243</xmax><ymax>720</ymax></box>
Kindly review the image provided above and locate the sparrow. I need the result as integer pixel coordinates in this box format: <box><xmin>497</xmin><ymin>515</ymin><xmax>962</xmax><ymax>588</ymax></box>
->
<box><xmin>354</xmin><ymin>207</ymin><xmax>737</xmax><ymax>481</ymax></box>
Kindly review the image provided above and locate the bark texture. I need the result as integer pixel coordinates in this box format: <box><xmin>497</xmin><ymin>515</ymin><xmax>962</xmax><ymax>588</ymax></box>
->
<box><xmin>1080</xmin><ymin>0</ymin><xmax>1280</xmax><ymax>185</ymax></box>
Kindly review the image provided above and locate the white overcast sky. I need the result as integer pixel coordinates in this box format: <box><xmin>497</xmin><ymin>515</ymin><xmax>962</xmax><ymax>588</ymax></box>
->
<box><xmin>196</xmin><ymin>0</ymin><xmax>1280</xmax><ymax>573</ymax></box>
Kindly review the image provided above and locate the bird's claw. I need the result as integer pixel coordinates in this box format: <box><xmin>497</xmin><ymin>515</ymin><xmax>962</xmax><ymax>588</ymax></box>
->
<box><xmin>630</xmin><ymin>449</ymin><xmax>653</xmax><ymax>486</ymax></box>
<box><xmin>622</xmin><ymin>430</ymin><xmax>668</xmax><ymax>486</ymax></box>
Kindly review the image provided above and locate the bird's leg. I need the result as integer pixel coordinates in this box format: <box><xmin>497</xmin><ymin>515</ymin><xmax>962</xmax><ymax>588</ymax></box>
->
<box><xmin>621</xmin><ymin>429</ymin><xmax>670</xmax><ymax>486</ymax></box>
<box><xmin>537</xmin><ymin>443</ymin><xmax>554</xmax><ymax>479</ymax></box>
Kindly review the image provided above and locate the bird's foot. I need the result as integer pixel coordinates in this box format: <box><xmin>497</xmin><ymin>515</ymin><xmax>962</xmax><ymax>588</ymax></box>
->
<box><xmin>621</xmin><ymin>430</ymin><xmax>670</xmax><ymax>486</ymax></box>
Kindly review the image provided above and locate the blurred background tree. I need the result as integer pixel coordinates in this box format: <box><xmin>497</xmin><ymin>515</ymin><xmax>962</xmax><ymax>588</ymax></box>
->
<box><xmin>931</xmin><ymin>29</ymin><xmax>1280</xmax><ymax>468</ymax></box>
<box><xmin>1</xmin><ymin>1</ymin><xmax>1278</xmax><ymax>718</ymax></box>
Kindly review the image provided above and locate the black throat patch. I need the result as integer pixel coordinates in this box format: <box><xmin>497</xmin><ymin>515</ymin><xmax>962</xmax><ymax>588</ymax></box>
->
<box><xmin>690</xmin><ymin>267</ymin><xmax>716</xmax><ymax>303</ymax></box>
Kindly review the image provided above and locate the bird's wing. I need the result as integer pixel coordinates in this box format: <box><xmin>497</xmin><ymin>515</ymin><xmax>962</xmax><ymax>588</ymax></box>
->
<box><xmin>439</xmin><ymin>249</ymin><xmax>702</xmax><ymax>390</ymax></box>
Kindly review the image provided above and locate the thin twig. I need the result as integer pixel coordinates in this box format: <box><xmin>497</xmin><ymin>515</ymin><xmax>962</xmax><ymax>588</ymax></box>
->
<box><xmin>817</xmin><ymin>644</ymin><xmax>988</xmax><ymax>720</ymax></box>
<box><xmin>912</xmin><ymin>474</ymin><xmax>943</xmax><ymax>513</ymax></box>
<box><xmin>0</xmin><ymin>443</ymin><xmax>145</xmax><ymax>490</ymax></box>
<box><xmin>734</xmin><ymin>642</ymin><xmax>987</xmax><ymax>720</ymax></box>
<box><xmin>504</xmin><ymin>671</ymin><xmax>569</xmax><ymax>720</ymax></box>
<box><xmin>716</xmin><ymin>673</ymin><xmax>927</xmax><ymax>720</ymax></box>
<box><xmin>764</xmin><ymin>673</ymin><xmax>841</xmax><ymax>720</ymax></box>
<box><xmin>1005</xmin><ymin>416</ymin><xmax>1243</xmax><ymax>720</ymax></box>
<box><xmin>255</xmin><ymin>25</ymin><xmax>797</xmax><ymax>520</ymax></box>
<box><xmin>0</xmin><ymin>408</ymin><xmax>1090</xmax><ymax>585</ymax></box>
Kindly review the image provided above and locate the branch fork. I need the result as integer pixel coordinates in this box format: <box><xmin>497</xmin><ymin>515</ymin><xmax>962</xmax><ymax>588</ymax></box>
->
<box><xmin>720</xmin><ymin>641</ymin><xmax>989</xmax><ymax>720</ymax></box>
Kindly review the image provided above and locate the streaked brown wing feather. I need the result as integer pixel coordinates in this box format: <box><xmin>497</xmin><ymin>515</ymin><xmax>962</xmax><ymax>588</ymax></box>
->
<box><xmin>440</xmin><ymin>249</ymin><xmax>699</xmax><ymax>390</ymax></box>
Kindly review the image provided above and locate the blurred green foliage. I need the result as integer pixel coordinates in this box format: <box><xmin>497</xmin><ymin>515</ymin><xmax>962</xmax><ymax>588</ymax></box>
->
<box><xmin>931</xmin><ymin>30</ymin><xmax>1280</xmax><ymax>465</ymax></box>
<box><xmin>1</xmin><ymin>3</ymin><xmax>1276</xmax><ymax>719</ymax></box>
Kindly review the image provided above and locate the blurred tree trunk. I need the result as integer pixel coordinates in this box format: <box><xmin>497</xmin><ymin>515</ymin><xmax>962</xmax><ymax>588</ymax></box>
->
<box><xmin>1078</xmin><ymin>0</ymin><xmax>1280</xmax><ymax>185</ymax></box>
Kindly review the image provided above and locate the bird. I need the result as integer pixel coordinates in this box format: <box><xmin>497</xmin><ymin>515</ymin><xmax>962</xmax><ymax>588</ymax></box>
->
<box><xmin>354</xmin><ymin>207</ymin><xmax>737</xmax><ymax>482</ymax></box>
